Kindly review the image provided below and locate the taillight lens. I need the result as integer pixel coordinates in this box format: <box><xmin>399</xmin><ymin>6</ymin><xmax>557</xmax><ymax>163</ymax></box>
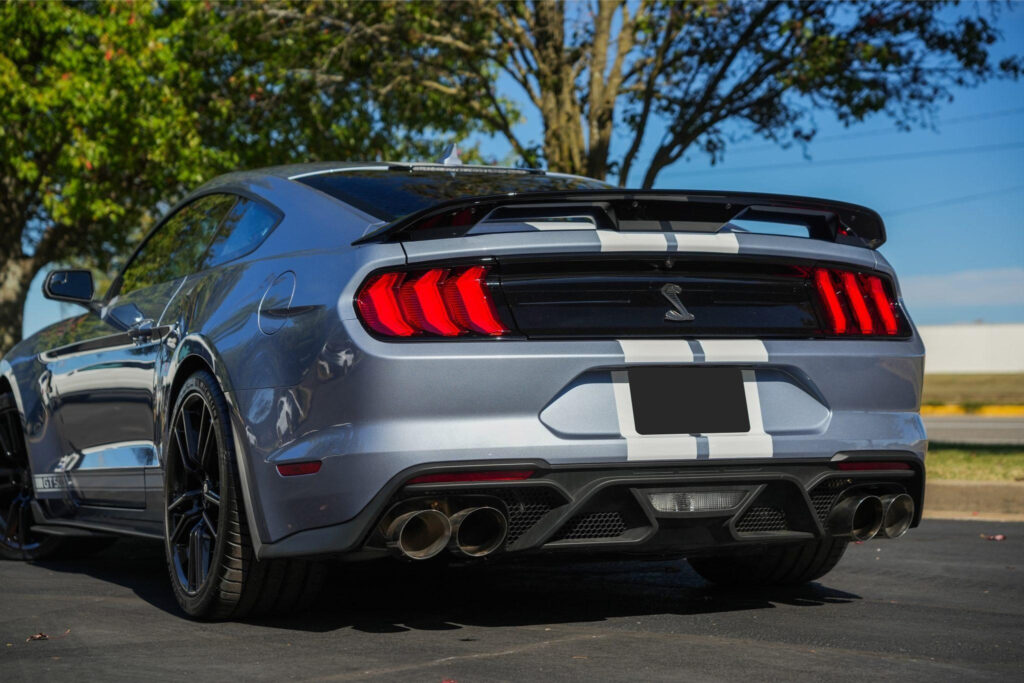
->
<box><xmin>357</xmin><ymin>265</ymin><xmax>509</xmax><ymax>338</ymax></box>
<box><xmin>812</xmin><ymin>267</ymin><xmax>904</xmax><ymax>337</ymax></box>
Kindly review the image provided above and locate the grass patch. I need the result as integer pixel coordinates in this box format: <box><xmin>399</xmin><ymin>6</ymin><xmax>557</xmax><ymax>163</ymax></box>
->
<box><xmin>923</xmin><ymin>374</ymin><xmax>1024</xmax><ymax>406</ymax></box>
<box><xmin>928</xmin><ymin>445</ymin><xmax>1024</xmax><ymax>482</ymax></box>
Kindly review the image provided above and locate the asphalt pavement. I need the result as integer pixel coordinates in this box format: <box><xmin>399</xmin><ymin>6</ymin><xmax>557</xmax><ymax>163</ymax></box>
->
<box><xmin>924</xmin><ymin>416</ymin><xmax>1024</xmax><ymax>446</ymax></box>
<box><xmin>1</xmin><ymin>519</ymin><xmax>1022</xmax><ymax>681</ymax></box>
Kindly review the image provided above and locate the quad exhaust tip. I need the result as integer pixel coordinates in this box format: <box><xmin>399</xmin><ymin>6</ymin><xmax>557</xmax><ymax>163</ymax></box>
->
<box><xmin>386</xmin><ymin>509</ymin><xmax>452</xmax><ymax>560</ymax></box>
<box><xmin>449</xmin><ymin>506</ymin><xmax>508</xmax><ymax>558</ymax></box>
<box><xmin>829</xmin><ymin>494</ymin><xmax>884</xmax><ymax>541</ymax></box>
<box><xmin>880</xmin><ymin>493</ymin><xmax>915</xmax><ymax>539</ymax></box>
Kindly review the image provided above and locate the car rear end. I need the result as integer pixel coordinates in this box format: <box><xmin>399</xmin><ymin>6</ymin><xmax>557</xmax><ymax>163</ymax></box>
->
<box><xmin>259</xmin><ymin>167</ymin><xmax>925</xmax><ymax>570</ymax></box>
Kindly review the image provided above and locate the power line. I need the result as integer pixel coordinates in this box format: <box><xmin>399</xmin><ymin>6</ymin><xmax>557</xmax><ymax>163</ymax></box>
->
<box><xmin>728</xmin><ymin>106</ymin><xmax>1024</xmax><ymax>154</ymax></box>
<box><xmin>665</xmin><ymin>141</ymin><xmax>1024</xmax><ymax>176</ymax></box>
<box><xmin>884</xmin><ymin>183</ymin><xmax>1024</xmax><ymax>217</ymax></box>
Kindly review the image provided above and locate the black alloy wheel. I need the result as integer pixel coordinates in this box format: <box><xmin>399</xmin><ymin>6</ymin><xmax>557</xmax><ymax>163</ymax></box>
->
<box><xmin>165</xmin><ymin>388</ymin><xmax>222</xmax><ymax>595</ymax></box>
<box><xmin>0</xmin><ymin>393</ymin><xmax>63</xmax><ymax>560</ymax></box>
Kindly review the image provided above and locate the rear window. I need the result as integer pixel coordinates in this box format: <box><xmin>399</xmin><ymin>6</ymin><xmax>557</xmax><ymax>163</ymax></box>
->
<box><xmin>296</xmin><ymin>170</ymin><xmax>611</xmax><ymax>222</ymax></box>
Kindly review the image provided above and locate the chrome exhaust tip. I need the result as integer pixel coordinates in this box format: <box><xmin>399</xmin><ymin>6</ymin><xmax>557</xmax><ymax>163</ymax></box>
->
<box><xmin>386</xmin><ymin>509</ymin><xmax>452</xmax><ymax>560</ymax></box>
<box><xmin>448</xmin><ymin>507</ymin><xmax>508</xmax><ymax>558</ymax></box>
<box><xmin>879</xmin><ymin>493</ymin><xmax>915</xmax><ymax>539</ymax></box>
<box><xmin>828</xmin><ymin>494</ymin><xmax>884</xmax><ymax>541</ymax></box>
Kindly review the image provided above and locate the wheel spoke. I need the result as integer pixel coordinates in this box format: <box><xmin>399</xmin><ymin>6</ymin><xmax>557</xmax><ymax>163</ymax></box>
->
<box><xmin>173</xmin><ymin>420</ymin><xmax>196</xmax><ymax>475</ymax></box>
<box><xmin>168</xmin><ymin>490</ymin><xmax>200</xmax><ymax>512</ymax></box>
<box><xmin>4</xmin><ymin>498</ymin><xmax>20</xmax><ymax>544</ymax></box>
<box><xmin>170</xmin><ymin>510</ymin><xmax>198</xmax><ymax>544</ymax></box>
<box><xmin>203</xmin><ymin>489</ymin><xmax>220</xmax><ymax>508</ymax></box>
<box><xmin>202</xmin><ymin>511</ymin><xmax>217</xmax><ymax>539</ymax></box>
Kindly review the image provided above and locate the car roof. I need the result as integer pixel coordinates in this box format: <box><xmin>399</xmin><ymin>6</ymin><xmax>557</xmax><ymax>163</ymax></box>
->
<box><xmin>195</xmin><ymin>162</ymin><xmax>597</xmax><ymax>192</ymax></box>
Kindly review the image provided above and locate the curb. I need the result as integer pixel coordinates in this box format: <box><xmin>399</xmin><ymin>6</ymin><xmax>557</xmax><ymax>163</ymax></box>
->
<box><xmin>921</xmin><ymin>404</ymin><xmax>1024</xmax><ymax>417</ymax></box>
<box><xmin>926</xmin><ymin>480</ymin><xmax>1024</xmax><ymax>515</ymax></box>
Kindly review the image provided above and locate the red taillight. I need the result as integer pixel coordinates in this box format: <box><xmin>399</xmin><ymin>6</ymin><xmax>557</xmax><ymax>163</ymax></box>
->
<box><xmin>406</xmin><ymin>470</ymin><xmax>534</xmax><ymax>484</ymax></box>
<box><xmin>276</xmin><ymin>461</ymin><xmax>323</xmax><ymax>476</ymax></box>
<box><xmin>399</xmin><ymin>268</ymin><xmax>463</xmax><ymax>337</ymax></box>
<box><xmin>813</xmin><ymin>268</ymin><xmax>848</xmax><ymax>335</ymax></box>
<box><xmin>443</xmin><ymin>265</ymin><xmax>508</xmax><ymax>336</ymax></box>
<box><xmin>357</xmin><ymin>272</ymin><xmax>415</xmax><ymax>337</ymax></box>
<box><xmin>839</xmin><ymin>271</ymin><xmax>874</xmax><ymax>335</ymax></box>
<box><xmin>836</xmin><ymin>461</ymin><xmax>911</xmax><ymax>471</ymax></box>
<box><xmin>863</xmin><ymin>275</ymin><xmax>899</xmax><ymax>335</ymax></box>
<box><xmin>813</xmin><ymin>267</ymin><xmax>902</xmax><ymax>337</ymax></box>
<box><xmin>358</xmin><ymin>265</ymin><xmax>508</xmax><ymax>338</ymax></box>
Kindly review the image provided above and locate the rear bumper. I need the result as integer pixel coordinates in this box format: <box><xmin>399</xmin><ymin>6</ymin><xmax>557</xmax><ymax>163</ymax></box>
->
<box><xmin>257</xmin><ymin>454</ymin><xmax>924</xmax><ymax>560</ymax></box>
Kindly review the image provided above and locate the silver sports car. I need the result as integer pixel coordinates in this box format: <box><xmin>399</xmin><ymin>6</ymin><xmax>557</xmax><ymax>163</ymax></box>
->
<box><xmin>0</xmin><ymin>161</ymin><xmax>926</xmax><ymax>619</ymax></box>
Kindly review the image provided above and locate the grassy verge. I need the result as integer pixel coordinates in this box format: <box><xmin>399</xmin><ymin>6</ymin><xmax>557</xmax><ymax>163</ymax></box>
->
<box><xmin>923</xmin><ymin>373</ymin><xmax>1024</xmax><ymax>406</ymax></box>
<box><xmin>928</xmin><ymin>445</ymin><xmax>1024</xmax><ymax>482</ymax></box>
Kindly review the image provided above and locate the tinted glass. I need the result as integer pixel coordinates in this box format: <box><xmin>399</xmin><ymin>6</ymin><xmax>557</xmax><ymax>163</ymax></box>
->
<box><xmin>120</xmin><ymin>193</ymin><xmax>237</xmax><ymax>294</ymax></box>
<box><xmin>298</xmin><ymin>170</ymin><xmax>611</xmax><ymax>221</ymax></box>
<box><xmin>202</xmin><ymin>198</ymin><xmax>280</xmax><ymax>268</ymax></box>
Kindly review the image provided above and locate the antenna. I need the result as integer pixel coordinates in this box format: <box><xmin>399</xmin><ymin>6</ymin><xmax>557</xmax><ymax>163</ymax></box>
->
<box><xmin>438</xmin><ymin>143</ymin><xmax>462</xmax><ymax>166</ymax></box>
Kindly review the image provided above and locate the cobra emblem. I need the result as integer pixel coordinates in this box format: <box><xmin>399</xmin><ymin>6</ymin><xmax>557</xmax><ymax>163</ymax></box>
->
<box><xmin>660</xmin><ymin>283</ymin><xmax>695</xmax><ymax>322</ymax></box>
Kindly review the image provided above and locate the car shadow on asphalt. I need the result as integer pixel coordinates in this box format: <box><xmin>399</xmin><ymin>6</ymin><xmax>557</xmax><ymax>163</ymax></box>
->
<box><xmin>32</xmin><ymin>538</ymin><xmax>861</xmax><ymax>630</ymax></box>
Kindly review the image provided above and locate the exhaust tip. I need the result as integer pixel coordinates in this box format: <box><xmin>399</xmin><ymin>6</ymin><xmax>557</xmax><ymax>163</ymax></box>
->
<box><xmin>829</xmin><ymin>494</ymin><xmax>884</xmax><ymax>541</ymax></box>
<box><xmin>880</xmin><ymin>493</ymin><xmax>914</xmax><ymax>539</ymax></box>
<box><xmin>387</xmin><ymin>509</ymin><xmax>451</xmax><ymax>560</ymax></box>
<box><xmin>449</xmin><ymin>507</ymin><xmax>508</xmax><ymax>558</ymax></box>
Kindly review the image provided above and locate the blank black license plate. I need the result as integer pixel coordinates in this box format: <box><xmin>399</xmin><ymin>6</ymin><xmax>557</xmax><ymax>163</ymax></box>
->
<box><xmin>629</xmin><ymin>366</ymin><xmax>750</xmax><ymax>435</ymax></box>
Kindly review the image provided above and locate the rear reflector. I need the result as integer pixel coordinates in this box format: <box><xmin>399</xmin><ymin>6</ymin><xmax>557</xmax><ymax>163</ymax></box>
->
<box><xmin>647</xmin><ymin>490</ymin><xmax>746</xmax><ymax>513</ymax></box>
<box><xmin>276</xmin><ymin>461</ymin><xmax>323</xmax><ymax>476</ymax></box>
<box><xmin>836</xmin><ymin>461</ymin><xmax>912</xmax><ymax>471</ymax></box>
<box><xmin>406</xmin><ymin>470</ymin><xmax>534</xmax><ymax>485</ymax></box>
<box><xmin>357</xmin><ymin>265</ymin><xmax>507</xmax><ymax>338</ymax></box>
<box><xmin>813</xmin><ymin>267</ymin><xmax>903</xmax><ymax>337</ymax></box>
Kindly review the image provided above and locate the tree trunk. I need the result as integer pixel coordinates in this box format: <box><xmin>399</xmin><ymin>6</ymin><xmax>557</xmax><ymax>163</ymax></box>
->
<box><xmin>0</xmin><ymin>256</ymin><xmax>36</xmax><ymax>356</ymax></box>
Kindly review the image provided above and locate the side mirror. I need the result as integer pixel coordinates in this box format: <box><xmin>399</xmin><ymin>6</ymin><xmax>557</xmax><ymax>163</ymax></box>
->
<box><xmin>43</xmin><ymin>269</ymin><xmax>95</xmax><ymax>306</ymax></box>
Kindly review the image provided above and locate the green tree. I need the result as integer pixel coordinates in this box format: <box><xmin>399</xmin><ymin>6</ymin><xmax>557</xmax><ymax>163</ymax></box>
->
<box><xmin>0</xmin><ymin>0</ymin><xmax>489</xmax><ymax>353</ymax></box>
<box><xmin>275</xmin><ymin>0</ymin><xmax>1021</xmax><ymax>185</ymax></box>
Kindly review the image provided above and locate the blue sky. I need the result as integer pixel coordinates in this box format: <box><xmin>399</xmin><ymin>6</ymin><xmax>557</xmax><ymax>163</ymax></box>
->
<box><xmin>22</xmin><ymin>9</ymin><xmax>1024</xmax><ymax>337</ymax></box>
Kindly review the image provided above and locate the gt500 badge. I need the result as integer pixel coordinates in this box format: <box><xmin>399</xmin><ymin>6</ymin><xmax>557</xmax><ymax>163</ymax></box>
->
<box><xmin>33</xmin><ymin>474</ymin><xmax>66</xmax><ymax>495</ymax></box>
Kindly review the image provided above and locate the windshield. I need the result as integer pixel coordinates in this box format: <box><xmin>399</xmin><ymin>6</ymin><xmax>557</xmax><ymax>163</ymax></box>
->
<box><xmin>296</xmin><ymin>169</ymin><xmax>612</xmax><ymax>222</ymax></box>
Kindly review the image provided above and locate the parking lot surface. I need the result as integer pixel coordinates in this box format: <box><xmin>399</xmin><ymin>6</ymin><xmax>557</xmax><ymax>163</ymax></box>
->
<box><xmin>1</xmin><ymin>518</ymin><xmax>1021</xmax><ymax>681</ymax></box>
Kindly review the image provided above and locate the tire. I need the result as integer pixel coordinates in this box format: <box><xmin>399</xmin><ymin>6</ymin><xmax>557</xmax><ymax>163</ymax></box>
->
<box><xmin>163</xmin><ymin>370</ymin><xmax>325</xmax><ymax>619</ymax></box>
<box><xmin>1</xmin><ymin>393</ymin><xmax>115</xmax><ymax>561</ymax></box>
<box><xmin>688</xmin><ymin>538</ymin><xmax>849</xmax><ymax>587</ymax></box>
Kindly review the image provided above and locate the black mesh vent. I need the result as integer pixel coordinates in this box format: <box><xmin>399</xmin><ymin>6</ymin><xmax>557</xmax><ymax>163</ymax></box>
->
<box><xmin>551</xmin><ymin>511</ymin><xmax>628</xmax><ymax>542</ymax></box>
<box><xmin>490</xmin><ymin>488</ymin><xmax>564</xmax><ymax>546</ymax></box>
<box><xmin>809</xmin><ymin>479</ymin><xmax>850</xmax><ymax>524</ymax></box>
<box><xmin>736</xmin><ymin>506</ymin><xmax>787</xmax><ymax>532</ymax></box>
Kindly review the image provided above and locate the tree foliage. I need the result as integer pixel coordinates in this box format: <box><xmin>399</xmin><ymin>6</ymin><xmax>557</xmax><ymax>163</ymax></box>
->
<box><xmin>0</xmin><ymin>0</ymin><xmax>488</xmax><ymax>352</ymax></box>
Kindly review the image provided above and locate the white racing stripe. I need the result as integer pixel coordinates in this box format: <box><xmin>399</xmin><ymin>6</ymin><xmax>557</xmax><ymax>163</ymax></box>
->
<box><xmin>674</xmin><ymin>233</ymin><xmax>740</xmax><ymax>253</ymax></box>
<box><xmin>698</xmin><ymin>339</ymin><xmax>769</xmax><ymax>363</ymax></box>
<box><xmin>612</xmin><ymin>371</ymin><xmax>699</xmax><ymax>461</ymax></box>
<box><xmin>619</xmin><ymin>339</ymin><xmax>694</xmax><ymax>364</ymax></box>
<box><xmin>705</xmin><ymin>369</ymin><xmax>773</xmax><ymax>458</ymax></box>
<box><xmin>597</xmin><ymin>231</ymin><xmax>669</xmax><ymax>252</ymax></box>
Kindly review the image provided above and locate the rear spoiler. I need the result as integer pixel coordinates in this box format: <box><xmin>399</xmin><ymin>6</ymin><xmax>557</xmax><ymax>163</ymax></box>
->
<box><xmin>351</xmin><ymin>189</ymin><xmax>886</xmax><ymax>249</ymax></box>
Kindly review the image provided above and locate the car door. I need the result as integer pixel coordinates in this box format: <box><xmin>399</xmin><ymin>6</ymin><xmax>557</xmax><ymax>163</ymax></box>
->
<box><xmin>43</xmin><ymin>193</ymin><xmax>237</xmax><ymax>510</ymax></box>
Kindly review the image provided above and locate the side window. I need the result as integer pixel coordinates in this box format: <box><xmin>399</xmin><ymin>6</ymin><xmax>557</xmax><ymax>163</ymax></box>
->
<box><xmin>201</xmin><ymin>198</ymin><xmax>281</xmax><ymax>269</ymax></box>
<box><xmin>119</xmin><ymin>194</ymin><xmax>237</xmax><ymax>295</ymax></box>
